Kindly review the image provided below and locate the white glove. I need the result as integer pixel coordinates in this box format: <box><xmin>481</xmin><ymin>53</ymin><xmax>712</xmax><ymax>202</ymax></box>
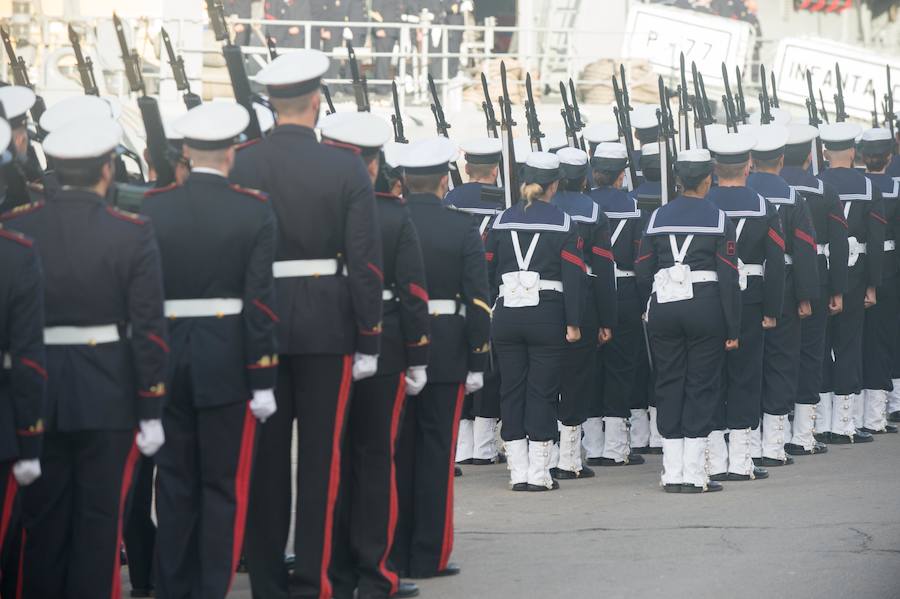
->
<box><xmin>250</xmin><ymin>389</ymin><xmax>277</xmax><ymax>423</ymax></box>
<box><xmin>352</xmin><ymin>353</ymin><xmax>379</xmax><ymax>381</ymax></box>
<box><xmin>13</xmin><ymin>459</ymin><xmax>41</xmax><ymax>486</ymax></box>
<box><xmin>136</xmin><ymin>419</ymin><xmax>165</xmax><ymax>457</ymax></box>
<box><xmin>342</xmin><ymin>27</ymin><xmax>353</xmax><ymax>41</ymax></box>
<box><xmin>460</xmin><ymin>0</ymin><xmax>474</xmax><ymax>11</ymax></box>
<box><xmin>465</xmin><ymin>371</ymin><xmax>484</xmax><ymax>394</ymax></box>
<box><xmin>405</xmin><ymin>366</ymin><xmax>428</xmax><ymax>396</ymax></box>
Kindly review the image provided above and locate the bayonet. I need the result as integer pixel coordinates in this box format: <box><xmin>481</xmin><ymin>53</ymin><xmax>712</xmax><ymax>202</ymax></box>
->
<box><xmin>569</xmin><ymin>78</ymin><xmax>586</xmax><ymax>150</ymax></box>
<box><xmin>499</xmin><ymin>61</ymin><xmax>519</xmax><ymax>208</ymax></box>
<box><xmin>322</xmin><ymin>84</ymin><xmax>336</xmax><ymax>115</ymax></box>
<box><xmin>68</xmin><ymin>25</ymin><xmax>99</xmax><ymax>96</ymax></box>
<box><xmin>834</xmin><ymin>62</ymin><xmax>848</xmax><ymax>123</ymax></box>
<box><xmin>525</xmin><ymin>73</ymin><xmax>544</xmax><ymax>151</ymax></box>
<box><xmin>1</xmin><ymin>27</ymin><xmax>46</xmax><ymax>124</ymax></box>
<box><xmin>427</xmin><ymin>73</ymin><xmax>462</xmax><ymax>187</ymax></box>
<box><xmin>480</xmin><ymin>72</ymin><xmax>499</xmax><ymax>139</ymax></box>
<box><xmin>391</xmin><ymin>81</ymin><xmax>407</xmax><ymax>144</ymax></box>
<box><xmin>347</xmin><ymin>41</ymin><xmax>370</xmax><ymax>112</ymax></box>
<box><xmin>806</xmin><ymin>69</ymin><xmax>824</xmax><ymax>175</ymax></box>
<box><xmin>735</xmin><ymin>65</ymin><xmax>749</xmax><ymax>124</ymax></box>
<box><xmin>161</xmin><ymin>28</ymin><xmax>201</xmax><ymax>109</ymax></box>
<box><xmin>770</xmin><ymin>69</ymin><xmax>780</xmax><ymax>108</ymax></box>
<box><xmin>613</xmin><ymin>73</ymin><xmax>638</xmax><ymax>190</ymax></box>
<box><xmin>266</xmin><ymin>36</ymin><xmax>278</xmax><ymax>61</ymax></box>
<box><xmin>819</xmin><ymin>89</ymin><xmax>830</xmax><ymax>124</ymax></box>
<box><xmin>678</xmin><ymin>52</ymin><xmax>691</xmax><ymax>151</ymax></box>
<box><xmin>759</xmin><ymin>64</ymin><xmax>772</xmax><ymax>125</ymax></box>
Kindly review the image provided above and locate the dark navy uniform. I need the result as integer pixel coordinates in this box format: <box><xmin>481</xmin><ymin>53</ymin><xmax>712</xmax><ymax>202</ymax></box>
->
<box><xmin>331</xmin><ymin>190</ymin><xmax>430</xmax><ymax>599</ymax></box>
<box><xmin>636</xmin><ymin>195</ymin><xmax>740</xmax><ymax>489</ymax></box>
<box><xmin>266</xmin><ymin>0</ymin><xmax>312</xmax><ymax>48</ymax></box>
<box><xmin>392</xmin><ymin>190</ymin><xmax>490</xmax><ymax>577</ymax></box>
<box><xmin>0</xmin><ymin>227</ymin><xmax>45</xmax><ymax>598</ymax></box>
<box><xmin>371</xmin><ymin>0</ymin><xmax>404</xmax><ymax>81</ymax></box>
<box><xmin>231</xmin><ymin>124</ymin><xmax>384</xmax><ymax>599</ymax></box>
<box><xmin>141</xmin><ymin>170</ymin><xmax>278</xmax><ymax>599</ymax></box>
<box><xmin>3</xmin><ymin>190</ymin><xmax>169</xmax><ymax>598</ymax></box>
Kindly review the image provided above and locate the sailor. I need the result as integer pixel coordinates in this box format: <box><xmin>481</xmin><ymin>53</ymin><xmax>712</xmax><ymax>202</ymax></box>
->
<box><xmin>583</xmin><ymin>122</ymin><xmax>621</xmax><ymax>157</ymax></box>
<box><xmin>230</xmin><ymin>50</ymin><xmax>385</xmax><ymax>599</ymax></box>
<box><xmin>550</xmin><ymin>146</ymin><xmax>616</xmax><ymax>477</ymax></box>
<box><xmin>635</xmin><ymin>148</ymin><xmax>740</xmax><ymax>494</ymax></box>
<box><xmin>0</xmin><ymin>86</ymin><xmax>41</xmax><ymax>209</ymax></box>
<box><xmin>370</xmin><ymin>0</ymin><xmax>403</xmax><ymax>81</ymax></box>
<box><xmin>487</xmin><ymin>151</ymin><xmax>584</xmax><ymax>491</ymax></box>
<box><xmin>781</xmin><ymin>124</ymin><xmax>848</xmax><ymax>455</ymax></box>
<box><xmin>0</xmin><ymin>116</ymin><xmax>45</xmax><ymax>598</ymax></box>
<box><xmin>139</xmin><ymin>102</ymin><xmax>278</xmax><ymax>598</ymax></box>
<box><xmin>857</xmin><ymin>128</ymin><xmax>899</xmax><ymax>435</ymax></box>
<box><xmin>586</xmin><ymin>143</ymin><xmax>649</xmax><ymax>465</ymax></box>
<box><xmin>3</xmin><ymin>116</ymin><xmax>168</xmax><ymax>598</ymax></box>
<box><xmin>705</xmin><ymin>130</ymin><xmax>784</xmax><ymax>481</ymax></box>
<box><xmin>544</xmin><ymin>131</ymin><xmax>570</xmax><ymax>154</ymax></box>
<box><xmin>629</xmin><ymin>105</ymin><xmax>662</xmax><ymax>188</ymax></box>
<box><xmin>630</xmin><ymin>142</ymin><xmax>664</xmax><ymax>212</ymax></box>
<box><xmin>319</xmin><ymin>112</ymin><xmax>429</xmax><ymax>599</ymax></box>
<box><xmin>392</xmin><ymin>136</ymin><xmax>491</xmax><ymax>577</ymax></box>
<box><xmin>746</xmin><ymin>124</ymin><xmax>818</xmax><ymax>465</ymax></box>
<box><xmin>817</xmin><ymin>121</ymin><xmax>885</xmax><ymax>444</ymax></box>
<box><xmin>445</xmin><ymin>137</ymin><xmax>505</xmax><ymax>467</ymax></box>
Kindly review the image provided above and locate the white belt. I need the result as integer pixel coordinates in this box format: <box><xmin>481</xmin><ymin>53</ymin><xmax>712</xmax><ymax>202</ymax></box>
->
<box><xmin>498</xmin><ymin>280</ymin><xmax>564</xmax><ymax>297</ymax></box>
<box><xmin>2</xmin><ymin>353</ymin><xmax>10</xmax><ymax>370</ymax></box>
<box><xmin>164</xmin><ymin>298</ymin><xmax>243</xmax><ymax>319</ymax></box>
<box><xmin>273</xmin><ymin>259</ymin><xmax>342</xmax><ymax>278</ymax></box>
<box><xmin>816</xmin><ymin>243</ymin><xmax>830</xmax><ymax>257</ymax></box>
<box><xmin>741</xmin><ymin>264</ymin><xmax>764</xmax><ymax>277</ymax></box>
<box><xmin>428</xmin><ymin>300</ymin><xmax>466</xmax><ymax>317</ymax></box>
<box><xmin>382</xmin><ymin>289</ymin><xmax>396</xmax><ymax>301</ymax></box>
<box><xmin>652</xmin><ymin>270</ymin><xmax>717</xmax><ymax>294</ymax></box>
<box><xmin>44</xmin><ymin>325</ymin><xmax>120</xmax><ymax>346</ymax></box>
<box><xmin>885</xmin><ymin>240</ymin><xmax>896</xmax><ymax>252</ymax></box>
<box><xmin>615</xmin><ymin>268</ymin><xmax>636</xmax><ymax>278</ymax></box>
<box><xmin>784</xmin><ymin>255</ymin><xmax>793</xmax><ymax>265</ymax></box>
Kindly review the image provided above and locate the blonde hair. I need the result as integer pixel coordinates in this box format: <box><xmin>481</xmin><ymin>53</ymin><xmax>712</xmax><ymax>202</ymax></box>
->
<box><xmin>520</xmin><ymin>182</ymin><xmax>546</xmax><ymax>209</ymax></box>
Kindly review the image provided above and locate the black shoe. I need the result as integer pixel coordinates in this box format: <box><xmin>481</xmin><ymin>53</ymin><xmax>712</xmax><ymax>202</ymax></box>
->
<box><xmin>457</xmin><ymin>458</ymin><xmax>473</xmax><ymax>465</ymax></box>
<box><xmin>889</xmin><ymin>411</ymin><xmax>900</xmax><ymax>423</ymax></box>
<box><xmin>511</xmin><ymin>482</ymin><xmax>529</xmax><ymax>492</ymax></box>
<box><xmin>854</xmin><ymin>430</ymin><xmax>874</xmax><ymax>442</ymax></box>
<box><xmin>284</xmin><ymin>553</ymin><xmax>296</xmax><ymax>568</ymax></box>
<box><xmin>645</xmin><ymin>446</ymin><xmax>664</xmax><ymax>454</ymax></box>
<box><xmin>860</xmin><ymin>425</ymin><xmax>899</xmax><ymax>434</ymax></box>
<box><xmin>454</xmin><ymin>466</ymin><xmax>463</xmax><ymax>477</ymax></box>
<box><xmin>784</xmin><ymin>442</ymin><xmax>827</xmax><ymax>455</ymax></box>
<box><xmin>496</xmin><ymin>453</ymin><xmax>507</xmax><ymax>464</ymax></box>
<box><xmin>709</xmin><ymin>472</ymin><xmax>728</xmax><ymax>482</ymax></box>
<box><xmin>130</xmin><ymin>590</ymin><xmax>154</xmax><ymax>598</ymax></box>
<box><xmin>436</xmin><ymin>563</ymin><xmax>461</xmax><ymax>577</ymax></box>
<box><xmin>753</xmin><ymin>456</ymin><xmax>794</xmax><ymax>467</ymax></box>
<box><xmin>471</xmin><ymin>458</ymin><xmax>495</xmax><ymax>465</ymax></box>
<box><xmin>631</xmin><ymin>446</ymin><xmax>652</xmax><ymax>454</ymax></box>
<box><xmin>828</xmin><ymin>433</ymin><xmax>853</xmax><ymax>444</ymax></box>
<box><xmin>552</xmin><ymin>465</ymin><xmax>595</xmax><ymax>480</ymax></box>
<box><xmin>663</xmin><ymin>483</ymin><xmax>682</xmax><ymax>493</ymax></box>
<box><xmin>681</xmin><ymin>481</ymin><xmax>723</xmax><ymax>493</ymax></box>
<box><xmin>814</xmin><ymin>432</ymin><xmax>832</xmax><ymax>443</ymax></box>
<box><xmin>725</xmin><ymin>466</ymin><xmax>768</xmax><ymax>481</ymax></box>
<box><xmin>585</xmin><ymin>457</ymin><xmax>605</xmax><ymax>466</ymax></box>
<box><xmin>396</xmin><ymin>581</ymin><xmax>420</xmax><ymax>597</ymax></box>
<box><xmin>628</xmin><ymin>453</ymin><xmax>646</xmax><ymax>464</ymax></box>
<box><xmin>525</xmin><ymin>481</ymin><xmax>560</xmax><ymax>491</ymax></box>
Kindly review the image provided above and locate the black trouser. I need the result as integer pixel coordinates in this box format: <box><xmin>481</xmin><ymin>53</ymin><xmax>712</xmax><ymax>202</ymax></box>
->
<box><xmin>723</xmin><ymin>303</ymin><xmax>764</xmax><ymax>429</ymax></box>
<box><xmin>648</xmin><ymin>294</ymin><xmax>725</xmax><ymax>439</ymax></box>
<box><xmin>21</xmin><ymin>430</ymin><xmax>138</xmax><ymax>598</ymax></box>
<box><xmin>630</xmin><ymin>336</ymin><xmax>654</xmax><ymax>410</ymax></box>
<box><xmin>863</xmin><ymin>273</ymin><xmax>898</xmax><ymax>391</ymax></box>
<box><xmin>559</xmin><ymin>326</ymin><xmax>598</xmax><ymax>426</ymax></box>
<box><xmin>763</xmin><ymin>298</ymin><xmax>801</xmax><ymax>416</ymax></box>
<box><xmin>373</xmin><ymin>33</ymin><xmax>398</xmax><ymax>82</ymax></box>
<box><xmin>824</xmin><ymin>278</ymin><xmax>867</xmax><ymax>396</ymax></box>
<box><xmin>493</xmin><ymin>304</ymin><xmax>566</xmax><ymax>442</ymax></box>
<box><xmin>599</xmin><ymin>286</ymin><xmax>643</xmax><ymax>418</ymax></box>
<box><xmin>1</xmin><ymin>460</ymin><xmax>20</xmax><ymax>596</ymax></box>
<box><xmin>124</xmin><ymin>456</ymin><xmax>156</xmax><ymax>592</ymax></box>
<box><xmin>246</xmin><ymin>355</ymin><xmax>353</xmax><ymax>599</ymax></box>
<box><xmin>473</xmin><ymin>353</ymin><xmax>501</xmax><ymax>419</ymax></box>
<box><xmin>154</xmin><ymin>388</ymin><xmax>257</xmax><ymax>599</ymax></box>
<box><xmin>331</xmin><ymin>372</ymin><xmax>407</xmax><ymax>599</ymax></box>
<box><xmin>392</xmin><ymin>381</ymin><xmax>464</xmax><ymax>578</ymax></box>
<box><xmin>798</xmin><ymin>289</ymin><xmax>829</xmax><ymax>403</ymax></box>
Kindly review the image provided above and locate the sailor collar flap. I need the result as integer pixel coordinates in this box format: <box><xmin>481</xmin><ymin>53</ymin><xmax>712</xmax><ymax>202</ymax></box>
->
<box><xmin>822</xmin><ymin>168</ymin><xmax>874</xmax><ymax>202</ymax></box>
<box><xmin>781</xmin><ymin>168</ymin><xmax>825</xmax><ymax>196</ymax></box>
<box><xmin>444</xmin><ymin>182</ymin><xmax>504</xmax><ymax>215</ymax></box>
<box><xmin>749</xmin><ymin>173</ymin><xmax>795</xmax><ymax>206</ymax></box>
<box><xmin>593</xmin><ymin>188</ymin><xmax>641</xmax><ymax>219</ymax></box>
<box><xmin>709</xmin><ymin>187</ymin><xmax>767</xmax><ymax>218</ymax></box>
<box><xmin>635</xmin><ymin>181</ymin><xmax>662</xmax><ymax>201</ymax></box>
<box><xmin>551</xmin><ymin>192</ymin><xmax>599</xmax><ymax>224</ymax></box>
<box><xmin>645</xmin><ymin>198</ymin><xmax>726</xmax><ymax>236</ymax></box>
<box><xmin>493</xmin><ymin>202</ymin><xmax>572</xmax><ymax>232</ymax></box>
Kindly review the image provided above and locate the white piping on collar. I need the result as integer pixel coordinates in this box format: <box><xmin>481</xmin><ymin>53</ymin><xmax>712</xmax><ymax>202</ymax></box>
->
<box><xmin>721</xmin><ymin>193</ymin><xmax>767</xmax><ymax>218</ymax></box>
<box><xmin>839</xmin><ymin>177</ymin><xmax>872</xmax><ymax>202</ymax></box>
<box><xmin>645</xmin><ymin>207</ymin><xmax>726</xmax><ymax>235</ymax></box>
<box><xmin>493</xmin><ymin>210</ymin><xmax>572</xmax><ymax>233</ymax></box>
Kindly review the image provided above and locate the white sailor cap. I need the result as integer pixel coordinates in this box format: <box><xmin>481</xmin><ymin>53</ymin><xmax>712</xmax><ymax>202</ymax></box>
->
<box><xmin>786</xmin><ymin>124</ymin><xmax>819</xmax><ymax>146</ymax></box>
<box><xmin>0</xmin><ymin>86</ymin><xmax>36</xmax><ymax>128</ymax></box>
<box><xmin>0</xmin><ymin>119</ymin><xmax>12</xmax><ymax>165</ymax></box>
<box><xmin>398</xmin><ymin>136</ymin><xmax>459</xmax><ymax>175</ymax></box>
<box><xmin>513</xmin><ymin>137</ymin><xmax>531</xmax><ymax>165</ymax></box>
<box><xmin>174</xmin><ymin>102</ymin><xmax>249</xmax><ymax>150</ymax></box>
<box><xmin>819</xmin><ymin>121</ymin><xmax>862</xmax><ymax>151</ymax></box>
<box><xmin>255</xmin><ymin>101</ymin><xmax>276</xmax><ymax>134</ymax></box>
<box><xmin>522</xmin><ymin>151</ymin><xmax>561</xmax><ymax>184</ymax></box>
<box><xmin>544</xmin><ymin>131</ymin><xmax>569</xmax><ymax>153</ymax></box>
<box><xmin>858</xmin><ymin>127</ymin><xmax>894</xmax><ymax>155</ymax></box>
<box><xmin>383</xmin><ymin>141</ymin><xmax>405</xmax><ymax>171</ymax></box>
<box><xmin>43</xmin><ymin>117</ymin><xmax>122</xmax><ymax>161</ymax></box>
<box><xmin>675</xmin><ymin>148</ymin><xmax>712</xmax><ymax>178</ymax></box>
<box><xmin>751</xmin><ymin>124</ymin><xmax>789</xmax><ymax>160</ymax></box>
<box><xmin>40</xmin><ymin>95</ymin><xmax>116</xmax><ymax>133</ymax></box>
<box><xmin>591</xmin><ymin>142</ymin><xmax>628</xmax><ymax>171</ymax></box>
<box><xmin>708</xmin><ymin>131</ymin><xmax>755</xmax><ymax>164</ymax></box>
<box><xmin>320</xmin><ymin>112</ymin><xmax>392</xmax><ymax>156</ymax></box>
<box><xmin>748</xmin><ymin>107</ymin><xmax>793</xmax><ymax>127</ymax></box>
<box><xmin>316</xmin><ymin>111</ymin><xmax>347</xmax><ymax>132</ymax></box>
<box><xmin>557</xmin><ymin>146</ymin><xmax>588</xmax><ymax>179</ymax></box>
<box><xmin>640</xmin><ymin>142</ymin><xmax>660</xmax><ymax>157</ymax></box>
<box><xmin>583</xmin><ymin>122</ymin><xmax>620</xmax><ymax>145</ymax></box>
<box><xmin>631</xmin><ymin>106</ymin><xmax>660</xmax><ymax>133</ymax></box>
<box><xmin>460</xmin><ymin>137</ymin><xmax>502</xmax><ymax>164</ymax></box>
<box><xmin>256</xmin><ymin>50</ymin><xmax>329</xmax><ymax>98</ymax></box>
<box><xmin>704</xmin><ymin>123</ymin><xmax>729</xmax><ymax>142</ymax></box>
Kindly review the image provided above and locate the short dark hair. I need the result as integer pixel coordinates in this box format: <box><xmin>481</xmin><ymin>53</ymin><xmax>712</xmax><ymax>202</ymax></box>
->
<box><xmin>405</xmin><ymin>172</ymin><xmax>445</xmax><ymax>194</ymax></box>
<box><xmin>271</xmin><ymin>90</ymin><xmax>317</xmax><ymax>119</ymax></box>
<box><xmin>55</xmin><ymin>157</ymin><xmax>110</xmax><ymax>188</ymax></box>
<box><xmin>753</xmin><ymin>156</ymin><xmax>783</xmax><ymax>172</ymax></box>
<box><xmin>863</xmin><ymin>151</ymin><xmax>890</xmax><ymax>173</ymax></box>
<box><xmin>561</xmin><ymin>177</ymin><xmax>585</xmax><ymax>192</ymax></box>
<box><xmin>714</xmin><ymin>161</ymin><xmax>748</xmax><ymax>181</ymax></box>
<box><xmin>677</xmin><ymin>172</ymin><xmax>709</xmax><ymax>192</ymax></box>
<box><xmin>466</xmin><ymin>163</ymin><xmax>496</xmax><ymax>181</ymax></box>
<box><xmin>642</xmin><ymin>167</ymin><xmax>661</xmax><ymax>182</ymax></box>
<box><xmin>592</xmin><ymin>168</ymin><xmax>622</xmax><ymax>187</ymax></box>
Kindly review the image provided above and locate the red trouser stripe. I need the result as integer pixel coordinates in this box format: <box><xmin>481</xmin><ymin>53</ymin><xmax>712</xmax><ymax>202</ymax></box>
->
<box><xmin>319</xmin><ymin>355</ymin><xmax>354</xmax><ymax>599</ymax></box>
<box><xmin>227</xmin><ymin>405</ymin><xmax>258</xmax><ymax>594</ymax></box>
<box><xmin>111</xmin><ymin>442</ymin><xmax>140</xmax><ymax>599</ymax></box>
<box><xmin>377</xmin><ymin>374</ymin><xmax>407</xmax><ymax>595</ymax></box>
<box><xmin>0</xmin><ymin>468</ymin><xmax>17</xmax><ymax>557</ymax></box>
<box><xmin>439</xmin><ymin>384</ymin><xmax>466</xmax><ymax>571</ymax></box>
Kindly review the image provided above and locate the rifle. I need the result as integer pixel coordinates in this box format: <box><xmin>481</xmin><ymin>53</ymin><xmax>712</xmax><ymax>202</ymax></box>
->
<box><xmin>678</xmin><ymin>52</ymin><xmax>691</xmax><ymax>151</ymax></box>
<box><xmin>112</xmin><ymin>13</ymin><xmax>173</xmax><ymax>186</ymax></box>
<box><xmin>734</xmin><ymin>66</ymin><xmax>749</xmax><ymax>124</ymax></box>
<box><xmin>612</xmin><ymin>73</ymin><xmax>638</xmax><ymax>190</ymax></box>
<box><xmin>266</xmin><ymin>36</ymin><xmax>278</xmax><ymax>61</ymax></box>
<box><xmin>569</xmin><ymin>78</ymin><xmax>586</xmax><ymax>151</ymax></box>
<box><xmin>759</xmin><ymin>64</ymin><xmax>772</xmax><ymax>125</ymax></box>
<box><xmin>480</xmin><ymin>72</ymin><xmax>499</xmax><ymax>139</ymax></box>
<box><xmin>346</xmin><ymin>41</ymin><xmax>370</xmax><ymax>112</ymax></box>
<box><xmin>391</xmin><ymin>80</ymin><xmax>407</xmax><ymax>144</ymax></box>
<box><xmin>657</xmin><ymin>76</ymin><xmax>675</xmax><ymax>204</ymax></box>
<box><xmin>68</xmin><ymin>25</ymin><xmax>99</xmax><ymax>96</ymax></box>
<box><xmin>819</xmin><ymin>89</ymin><xmax>830</xmax><ymax>124</ymax></box>
<box><xmin>833</xmin><ymin>62</ymin><xmax>848</xmax><ymax>123</ymax></box>
<box><xmin>664</xmin><ymin>86</ymin><xmax>677</xmax><ymax>152</ymax></box>
<box><xmin>805</xmin><ymin>69</ymin><xmax>825</xmax><ymax>175</ymax></box>
<box><xmin>322</xmin><ymin>84</ymin><xmax>336</xmax><ymax>115</ymax></box>
<box><xmin>427</xmin><ymin>73</ymin><xmax>462</xmax><ymax>187</ymax></box>
<box><xmin>691</xmin><ymin>62</ymin><xmax>711</xmax><ymax>149</ymax></box>
<box><xmin>524</xmin><ymin>73</ymin><xmax>544</xmax><ymax>151</ymax></box>
<box><xmin>161</xmin><ymin>28</ymin><xmax>201</xmax><ymax>110</ymax></box>
<box><xmin>206</xmin><ymin>1</ymin><xmax>262</xmax><ymax>140</ymax></box>
<box><xmin>885</xmin><ymin>65</ymin><xmax>896</xmax><ymax>154</ymax></box>
<box><xmin>1</xmin><ymin>27</ymin><xmax>46</xmax><ymax>125</ymax></box>
<box><xmin>770</xmin><ymin>69</ymin><xmax>780</xmax><ymax>108</ymax></box>
<box><xmin>872</xmin><ymin>89</ymin><xmax>880</xmax><ymax>130</ymax></box>
<box><xmin>721</xmin><ymin>63</ymin><xmax>738</xmax><ymax>132</ymax></box>
<box><xmin>559</xmin><ymin>82</ymin><xmax>579</xmax><ymax>149</ymax></box>
<box><xmin>499</xmin><ymin>61</ymin><xmax>519</xmax><ymax>209</ymax></box>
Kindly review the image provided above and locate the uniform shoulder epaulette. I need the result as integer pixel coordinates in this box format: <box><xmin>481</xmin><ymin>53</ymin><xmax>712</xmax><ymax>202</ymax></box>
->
<box><xmin>376</xmin><ymin>191</ymin><xmax>405</xmax><ymax>203</ymax></box>
<box><xmin>235</xmin><ymin>138</ymin><xmax>262</xmax><ymax>152</ymax></box>
<box><xmin>143</xmin><ymin>182</ymin><xmax>179</xmax><ymax>199</ymax></box>
<box><xmin>0</xmin><ymin>227</ymin><xmax>34</xmax><ymax>248</ymax></box>
<box><xmin>322</xmin><ymin>139</ymin><xmax>362</xmax><ymax>155</ymax></box>
<box><xmin>0</xmin><ymin>201</ymin><xmax>45</xmax><ymax>221</ymax></box>
<box><xmin>106</xmin><ymin>205</ymin><xmax>149</xmax><ymax>225</ymax></box>
<box><xmin>230</xmin><ymin>184</ymin><xmax>268</xmax><ymax>203</ymax></box>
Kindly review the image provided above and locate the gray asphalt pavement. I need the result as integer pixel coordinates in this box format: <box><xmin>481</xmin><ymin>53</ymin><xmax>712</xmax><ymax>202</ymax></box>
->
<box><xmin>191</xmin><ymin>434</ymin><xmax>900</xmax><ymax>598</ymax></box>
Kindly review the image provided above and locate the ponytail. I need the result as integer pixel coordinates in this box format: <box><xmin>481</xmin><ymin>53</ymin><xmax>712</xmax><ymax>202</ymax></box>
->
<box><xmin>519</xmin><ymin>182</ymin><xmax>545</xmax><ymax>209</ymax></box>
